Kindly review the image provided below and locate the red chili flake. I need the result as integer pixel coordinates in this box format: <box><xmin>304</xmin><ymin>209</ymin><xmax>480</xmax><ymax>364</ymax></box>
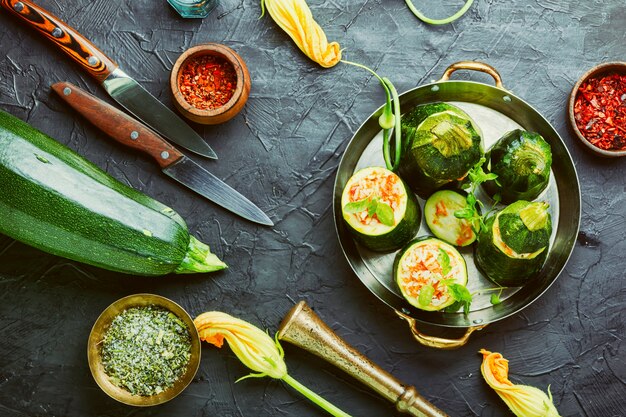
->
<box><xmin>179</xmin><ymin>55</ymin><xmax>237</xmax><ymax>110</ymax></box>
<box><xmin>574</xmin><ymin>72</ymin><xmax>626</xmax><ymax>151</ymax></box>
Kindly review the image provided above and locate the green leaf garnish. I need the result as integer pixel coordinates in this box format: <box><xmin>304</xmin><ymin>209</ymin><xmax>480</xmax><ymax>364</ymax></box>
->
<box><xmin>345</xmin><ymin>197</ymin><xmax>395</xmax><ymax>227</ymax></box>
<box><xmin>375</xmin><ymin>201</ymin><xmax>395</xmax><ymax>226</ymax></box>
<box><xmin>438</xmin><ymin>248</ymin><xmax>451</xmax><ymax>276</ymax></box>
<box><xmin>367</xmin><ymin>197</ymin><xmax>378</xmax><ymax>217</ymax></box>
<box><xmin>490</xmin><ymin>293</ymin><xmax>501</xmax><ymax>305</ymax></box>
<box><xmin>343</xmin><ymin>198</ymin><xmax>370</xmax><ymax>213</ymax></box>
<box><xmin>454</xmin><ymin>208</ymin><xmax>473</xmax><ymax>219</ymax></box>
<box><xmin>418</xmin><ymin>284</ymin><xmax>435</xmax><ymax>307</ymax></box>
<box><xmin>446</xmin><ymin>283</ymin><xmax>473</xmax><ymax>315</ymax></box>
<box><xmin>455</xmin><ymin>156</ymin><xmax>501</xmax><ymax>238</ymax></box>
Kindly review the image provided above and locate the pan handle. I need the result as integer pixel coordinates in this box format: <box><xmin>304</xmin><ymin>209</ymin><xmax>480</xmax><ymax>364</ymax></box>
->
<box><xmin>439</xmin><ymin>61</ymin><xmax>505</xmax><ymax>89</ymax></box>
<box><xmin>395</xmin><ymin>310</ymin><xmax>487</xmax><ymax>350</ymax></box>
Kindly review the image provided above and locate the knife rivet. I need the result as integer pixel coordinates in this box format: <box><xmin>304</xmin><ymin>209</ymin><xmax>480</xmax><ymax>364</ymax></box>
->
<box><xmin>503</xmin><ymin>95</ymin><xmax>512</xmax><ymax>103</ymax></box>
<box><xmin>63</xmin><ymin>87</ymin><xmax>72</xmax><ymax>96</ymax></box>
<box><xmin>87</xmin><ymin>56</ymin><xmax>98</xmax><ymax>67</ymax></box>
<box><xmin>52</xmin><ymin>27</ymin><xmax>63</xmax><ymax>38</ymax></box>
<box><xmin>161</xmin><ymin>151</ymin><xmax>170</xmax><ymax>160</ymax></box>
<box><xmin>130</xmin><ymin>131</ymin><xmax>139</xmax><ymax>140</ymax></box>
<box><xmin>13</xmin><ymin>2</ymin><xmax>24</xmax><ymax>12</ymax></box>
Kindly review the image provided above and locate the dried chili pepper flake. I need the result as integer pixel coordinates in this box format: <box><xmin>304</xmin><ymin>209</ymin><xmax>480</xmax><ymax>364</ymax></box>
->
<box><xmin>574</xmin><ymin>72</ymin><xmax>626</xmax><ymax>151</ymax></box>
<box><xmin>179</xmin><ymin>55</ymin><xmax>237</xmax><ymax>110</ymax></box>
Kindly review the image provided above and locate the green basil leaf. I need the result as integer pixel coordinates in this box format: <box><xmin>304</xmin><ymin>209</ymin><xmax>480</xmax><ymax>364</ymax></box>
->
<box><xmin>375</xmin><ymin>201</ymin><xmax>395</xmax><ymax>226</ymax></box>
<box><xmin>438</xmin><ymin>248</ymin><xmax>451</xmax><ymax>276</ymax></box>
<box><xmin>367</xmin><ymin>198</ymin><xmax>378</xmax><ymax>217</ymax></box>
<box><xmin>443</xmin><ymin>283</ymin><xmax>472</xmax><ymax>315</ymax></box>
<box><xmin>418</xmin><ymin>284</ymin><xmax>435</xmax><ymax>307</ymax></box>
<box><xmin>447</xmin><ymin>283</ymin><xmax>472</xmax><ymax>304</ymax></box>
<box><xmin>343</xmin><ymin>198</ymin><xmax>370</xmax><ymax>213</ymax></box>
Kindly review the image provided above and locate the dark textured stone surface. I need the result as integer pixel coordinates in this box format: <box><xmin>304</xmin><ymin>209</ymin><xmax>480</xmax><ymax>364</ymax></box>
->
<box><xmin>0</xmin><ymin>1</ymin><xmax>625</xmax><ymax>416</ymax></box>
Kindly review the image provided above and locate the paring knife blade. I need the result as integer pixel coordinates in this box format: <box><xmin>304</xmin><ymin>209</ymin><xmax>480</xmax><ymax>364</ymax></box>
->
<box><xmin>1</xmin><ymin>0</ymin><xmax>217</xmax><ymax>160</ymax></box>
<box><xmin>52</xmin><ymin>82</ymin><xmax>273</xmax><ymax>227</ymax></box>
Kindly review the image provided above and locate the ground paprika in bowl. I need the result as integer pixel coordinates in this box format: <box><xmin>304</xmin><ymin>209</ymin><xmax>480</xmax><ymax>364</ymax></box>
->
<box><xmin>171</xmin><ymin>43</ymin><xmax>250</xmax><ymax>125</ymax></box>
<box><xmin>568</xmin><ymin>62</ymin><xmax>626</xmax><ymax>157</ymax></box>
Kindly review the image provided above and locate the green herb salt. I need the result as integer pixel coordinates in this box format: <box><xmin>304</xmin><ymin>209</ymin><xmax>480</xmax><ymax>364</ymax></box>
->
<box><xmin>101</xmin><ymin>305</ymin><xmax>192</xmax><ymax>396</ymax></box>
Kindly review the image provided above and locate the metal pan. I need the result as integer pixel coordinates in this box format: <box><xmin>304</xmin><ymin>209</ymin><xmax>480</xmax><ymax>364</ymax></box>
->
<box><xmin>333</xmin><ymin>62</ymin><xmax>581</xmax><ymax>349</ymax></box>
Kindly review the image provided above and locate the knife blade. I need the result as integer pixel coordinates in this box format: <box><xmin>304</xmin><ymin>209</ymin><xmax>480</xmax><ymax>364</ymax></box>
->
<box><xmin>52</xmin><ymin>82</ymin><xmax>273</xmax><ymax>227</ymax></box>
<box><xmin>1</xmin><ymin>0</ymin><xmax>217</xmax><ymax>160</ymax></box>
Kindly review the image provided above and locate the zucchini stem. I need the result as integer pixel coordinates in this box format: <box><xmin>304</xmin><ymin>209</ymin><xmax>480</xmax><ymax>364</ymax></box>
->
<box><xmin>341</xmin><ymin>60</ymin><xmax>402</xmax><ymax>171</ymax></box>
<box><xmin>175</xmin><ymin>236</ymin><xmax>227</xmax><ymax>274</ymax></box>
<box><xmin>281</xmin><ymin>374</ymin><xmax>352</xmax><ymax>417</ymax></box>
<box><xmin>405</xmin><ymin>0</ymin><xmax>474</xmax><ymax>25</ymax></box>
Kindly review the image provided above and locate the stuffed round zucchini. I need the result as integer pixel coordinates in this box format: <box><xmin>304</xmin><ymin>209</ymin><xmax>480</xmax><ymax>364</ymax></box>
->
<box><xmin>398</xmin><ymin>102</ymin><xmax>484</xmax><ymax>198</ymax></box>
<box><xmin>483</xmin><ymin>129</ymin><xmax>552</xmax><ymax>203</ymax></box>
<box><xmin>341</xmin><ymin>167</ymin><xmax>420</xmax><ymax>252</ymax></box>
<box><xmin>424</xmin><ymin>190</ymin><xmax>477</xmax><ymax>247</ymax></box>
<box><xmin>393</xmin><ymin>237</ymin><xmax>468</xmax><ymax>311</ymax></box>
<box><xmin>475</xmin><ymin>201</ymin><xmax>552</xmax><ymax>287</ymax></box>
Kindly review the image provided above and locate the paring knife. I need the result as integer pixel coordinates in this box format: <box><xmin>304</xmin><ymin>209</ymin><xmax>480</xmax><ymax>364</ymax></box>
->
<box><xmin>52</xmin><ymin>82</ymin><xmax>273</xmax><ymax>227</ymax></box>
<box><xmin>1</xmin><ymin>0</ymin><xmax>217</xmax><ymax>160</ymax></box>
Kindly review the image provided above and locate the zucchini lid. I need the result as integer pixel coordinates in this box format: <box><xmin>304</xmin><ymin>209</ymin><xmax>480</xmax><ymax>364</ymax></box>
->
<box><xmin>394</xmin><ymin>237</ymin><xmax>468</xmax><ymax>311</ymax></box>
<box><xmin>492</xmin><ymin>201</ymin><xmax>552</xmax><ymax>258</ymax></box>
<box><xmin>400</xmin><ymin>103</ymin><xmax>484</xmax><ymax>180</ymax></box>
<box><xmin>485</xmin><ymin>129</ymin><xmax>552</xmax><ymax>201</ymax></box>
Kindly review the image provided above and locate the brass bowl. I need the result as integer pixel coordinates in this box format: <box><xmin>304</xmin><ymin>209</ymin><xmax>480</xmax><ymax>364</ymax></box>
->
<box><xmin>170</xmin><ymin>43</ymin><xmax>251</xmax><ymax>125</ymax></box>
<box><xmin>87</xmin><ymin>294</ymin><xmax>201</xmax><ymax>406</ymax></box>
<box><xmin>568</xmin><ymin>62</ymin><xmax>626</xmax><ymax>157</ymax></box>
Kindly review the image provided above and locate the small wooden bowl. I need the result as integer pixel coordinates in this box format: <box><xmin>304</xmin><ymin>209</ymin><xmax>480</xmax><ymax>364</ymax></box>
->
<box><xmin>87</xmin><ymin>294</ymin><xmax>201</xmax><ymax>406</ymax></box>
<box><xmin>171</xmin><ymin>43</ymin><xmax>250</xmax><ymax>125</ymax></box>
<box><xmin>568</xmin><ymin>62</ymin><xmax>626</xmax><ymax>157</ymax></box>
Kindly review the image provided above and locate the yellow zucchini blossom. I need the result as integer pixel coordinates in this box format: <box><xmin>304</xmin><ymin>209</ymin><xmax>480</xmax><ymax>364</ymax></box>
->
<box><xmin>479</xmin><ymin>349</ymin><xmax>561</xmax><ymax>417</ymax></box>
<box><xmin>260</xmin><ymin>0</ymin><xmax>342</xmax><ymax>68</ymax></box>
<box><xmin>194</xmin><ymin>311</ymin><xmax>352</xmax><ymax>417</ymax></box>
<box><xmin>195</xmin><ymin>311</ymin><xmax>287</xmax><ymax>379</ymax></box>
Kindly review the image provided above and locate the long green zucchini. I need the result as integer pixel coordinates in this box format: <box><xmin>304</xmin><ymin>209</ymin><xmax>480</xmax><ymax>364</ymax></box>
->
<box><xmin>0</xmin><ymin>110</ymin><xmax>226</xmax><ymax>276</ymax></box>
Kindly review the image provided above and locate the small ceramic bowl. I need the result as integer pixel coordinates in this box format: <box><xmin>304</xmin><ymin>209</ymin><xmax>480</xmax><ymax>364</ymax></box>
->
<box><xmin>568</xmin><ymin>62</ymin><xmax>626</xmax><ymax>157</ymax></box>
<box><xmin>87</xmin><ymin>294</ymin><xmax>201</xmax><ymax>406</ymax></box>
<box><xmin>171</xmin><ymin>43</ymin><xmax>250</xmax><ymax>125</ymax></box>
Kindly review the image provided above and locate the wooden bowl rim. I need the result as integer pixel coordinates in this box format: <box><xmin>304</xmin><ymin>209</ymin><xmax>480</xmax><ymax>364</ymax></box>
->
<box><xmin>170</xmin><ymin>43</ymin><xmax>249</xmax><ymax>118</ymax></box>
<box><xmin>87</xmin><ymin>293</ymin><xmax>201</xmax><ymax>406</ymax></box>
<box><xmin>568</xmin><ymin>61</ymin><xmax>626</xmax><ymax>157</ymax></box>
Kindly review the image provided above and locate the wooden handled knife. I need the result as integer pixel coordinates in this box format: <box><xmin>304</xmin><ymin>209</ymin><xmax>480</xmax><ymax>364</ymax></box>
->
<box><xmin>1</xmin><ymin>0</ymin><xmax>217</xmax><ymax>159</ymax></box>
<box><xmin>52</xmin><ymin>82</ymin><xmax>273</xmax><ymax>227</ymax></box>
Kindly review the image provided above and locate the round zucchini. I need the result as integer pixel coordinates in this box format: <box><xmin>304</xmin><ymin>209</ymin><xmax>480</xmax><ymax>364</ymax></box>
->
<box><xmin>483</xmin><ymin>129</ymin><xmax>552</xmax><ymax>203</ymax></box>
<box><xmin>393</xmin><ymin>237</ymin><xmax>468</xmax><ymax>311</ymax></box>
<box><xmin>424</xmin><ymin>190</ymin><xmax>477</xmax><ymax>247</ymax></box>
<box><xmin>475</xmin><ymin>201</ymin><xmax>552</xmax><ymax>286</ymax></box>
<box><xmin>341</xmin><ymin>167</ymin><xmax>420</xmax><ymax>252</ymax></box>
<box><xmin>398</xmin><ymin>102</ymin><xmax>484</xmax><ymax>198</ymax></box>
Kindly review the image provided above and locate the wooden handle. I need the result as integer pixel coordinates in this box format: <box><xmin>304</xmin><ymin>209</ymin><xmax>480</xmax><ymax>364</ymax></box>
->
<box><xmin>278</xmin><ymin>302</ymin><xmax>449</xmax><ymax>417</ymax></box>
<box><xmin>1</xmin><ymin>0</ymin><xmax>118</xmax><ymax>83</ymax></box>
<box><xmin>51</xmin><ymin>82</ymin><xmax>184</xmax><ymax>168</ymax></box>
